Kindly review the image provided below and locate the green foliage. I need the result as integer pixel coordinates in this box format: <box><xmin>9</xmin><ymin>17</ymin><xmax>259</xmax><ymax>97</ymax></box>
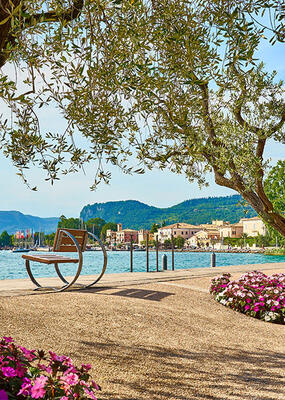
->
<box><xmin>264</xmin><ymin>248</ymin><xmax>285</xmax><ymax>256</ymax></box>
<box><xmin>44</xmin><ymin>232</ymin><xmax>56</xmax><ymax>246</ymax></box>
<box><xmin>174</xmin><ymin>236</ymin><xmax>185</xmax><ymax>249</ymax></box>
<box><xmin>163</xmin><ymin>239</ymin><xmax>172</xmax><ymax>249</ymax></box>
<box><xmin>100</xmin><ymin>222</ymin><xmax>117</xmax><ymax>239</ymax></box>
<box><xmin>150</xmin><ymin>223</ymin><xmax>161</xmax><ymax>233</ymax></box>
<box><xmin>0</xmin><ymin>230</ymin><xmax>12</xmax><ymax>246</ymax></box>
<box><xmin>223</xmin><ymin>234</ymin><xmax>275</xmax><ymax>248</ymax></box>
<box><xmin>85</xmin><ymin>218</ymin><xmax>106</xmax><ymax>237</ymax></box>
<box><xmin>57</xmin><ymin>215</ymin><xmax>106</xmax><ymax>238</ymax></box>
<box><xmin>0</xmin><ymin>1</ymin><xmax>284</xmax><ymax>235</ymax></box>
<box><xmin>264</xmin><ymin>160</ymin><xmax>285</xmax><ymax>214</ymax></box>
<box><xmin>80</xmin><ymin>195</ymin><xmax>256</xmax><ymax>230</ymax></box>
<box><xmin>264</xmin><ymin>161</ymin><xmax>285</xmax><ymax>243</ymax></box>
<box><xmin>58</xmin><ymin>215</ymin><xmax>81</xmax><ymax>229</ymax></box>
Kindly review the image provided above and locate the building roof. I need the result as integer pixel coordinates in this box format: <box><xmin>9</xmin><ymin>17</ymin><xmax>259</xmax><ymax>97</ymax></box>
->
<box><xmin>239</xmin><ymin>216</ymin><xmax>262</xmax><ymax>222</ymax></box>
<box><xmin>159</xmin><ymin>223</ymin><xmax>200</xmax><ymax>230</ymax></box>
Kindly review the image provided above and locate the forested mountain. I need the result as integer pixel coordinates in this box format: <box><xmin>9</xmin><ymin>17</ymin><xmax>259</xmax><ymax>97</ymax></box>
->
<box><xmin>80</xmin><ymin>195</ymin><xmax>257</xmax><ymax>230</ymax></box>
<box><xmin>0</xmin><ymin>211</ymin><xmax>59</xmax><ymax>234</ymax></box>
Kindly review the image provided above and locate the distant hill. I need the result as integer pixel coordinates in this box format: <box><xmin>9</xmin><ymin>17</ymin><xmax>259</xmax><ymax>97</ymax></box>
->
<box><xmin>0</xmin><ymin>211</ymin><xmax>59</xmax><ymax>234</ymax></box>
<box><xmin>80</xmin><ymin>195</ymin><xmax>257</xmax><ymax>230</ymax></box>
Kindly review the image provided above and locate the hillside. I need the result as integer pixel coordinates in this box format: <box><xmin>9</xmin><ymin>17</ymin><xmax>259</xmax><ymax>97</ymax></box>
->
<box><xmin>0</xmin><ymin>211</ymin><xmax>59</xmax><ymax>234</ymax></box>
<box><xmin>80</xmin><ymin>195</ymin><xmax>257</xmax><ymax>230</ymax></box>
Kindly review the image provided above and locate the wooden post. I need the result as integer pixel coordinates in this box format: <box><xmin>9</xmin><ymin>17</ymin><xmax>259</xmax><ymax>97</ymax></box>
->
<box><xmin>130</xmin><ymin>236</ymin><xmax>133</xmax><ymax>272</ymax></box>
<box><xmin>146</xmin><ymin>233</ymin><xmax>149</xmax><ymax>272</ymax></box>
<box><xmin>156</xmin><ymin>236</ymin><xmax>159</xmax><ymax>272</ymax></box>
<box><xmin>171</xmin><ymin>234</ymin><xmax>174</xmax><ymax>271</ymax></box>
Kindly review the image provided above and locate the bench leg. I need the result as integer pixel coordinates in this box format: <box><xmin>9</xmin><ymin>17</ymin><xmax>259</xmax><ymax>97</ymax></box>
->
<box><xmin>54</xmin><ymin>263</ymin><xmax>69</xmax><ymax>285</ymax></box>
<box><xmin>25</xmin><ymin>260</ymin><xmax>42</xmax><ymax>290</ymax></box>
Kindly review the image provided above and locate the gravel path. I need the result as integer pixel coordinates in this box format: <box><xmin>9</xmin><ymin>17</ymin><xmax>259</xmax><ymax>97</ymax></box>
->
<box><xmin>1</xmin><ymin>264</ymin><xmax>285</xmax><ymax>399</ymax></box>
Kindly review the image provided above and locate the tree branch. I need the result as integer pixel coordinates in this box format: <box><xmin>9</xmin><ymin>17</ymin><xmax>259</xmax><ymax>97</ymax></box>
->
<box><xmin>23</xmin><ymin>0</ymin><xmax>84</xmax><ymax>27</ymax></box>
<box><xmin>0</xmin><ymin>0</ymin><xmax>85</xmax><ymax>68</ymax></box>
<box><xmin>231</xmin><ymin>65</ymin><xmax>264</xmax><ymax>135</ymax></box>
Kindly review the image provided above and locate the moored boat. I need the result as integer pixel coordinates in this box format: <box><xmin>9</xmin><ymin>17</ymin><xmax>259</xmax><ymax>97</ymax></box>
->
<box><xmin>12</xmin><ymin>248</ymin><xmax>31</xmax><ymax>253</ymax></box>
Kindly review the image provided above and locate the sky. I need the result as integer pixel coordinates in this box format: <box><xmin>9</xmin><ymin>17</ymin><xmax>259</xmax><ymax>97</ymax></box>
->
<box><xmin>0</xmin><ymin>25</ymin><xmax>284</xmax><ymax>219</ymax></box>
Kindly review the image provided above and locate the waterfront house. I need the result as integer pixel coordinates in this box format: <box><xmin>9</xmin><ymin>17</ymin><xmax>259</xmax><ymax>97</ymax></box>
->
<box><xmin>239</xmin><ymin>216</ymin><xmax>267</xmax><ymax>237</ymax></box>
<box><xmin>156</xmin><ymin>223</ymin><xmax>201</xmax><ymax>243</ymax></box>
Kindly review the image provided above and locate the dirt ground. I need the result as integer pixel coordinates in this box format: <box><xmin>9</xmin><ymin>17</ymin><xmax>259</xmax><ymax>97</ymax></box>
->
<box><xmin>1</xmin><ymin>264</ymin><xmax>285</xmax><ymax>400</ymax></box>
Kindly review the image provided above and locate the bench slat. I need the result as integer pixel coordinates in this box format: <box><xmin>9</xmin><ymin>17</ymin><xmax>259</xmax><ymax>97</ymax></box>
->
<box><xmin>53</xmin><ymin>229</ymin><xmax>88</xmax><ymax>252</ymax></box>
<box><xmin>22</xmin><ymin>254</ymin><xmax>79</xmax><ymax>264</ymax></box>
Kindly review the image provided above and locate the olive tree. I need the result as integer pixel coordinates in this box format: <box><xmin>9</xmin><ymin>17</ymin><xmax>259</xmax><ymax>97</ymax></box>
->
<box><xmin>0</xmin><ymin>1</ymin><xmax>285</xmax><ymax>234</ymax></box>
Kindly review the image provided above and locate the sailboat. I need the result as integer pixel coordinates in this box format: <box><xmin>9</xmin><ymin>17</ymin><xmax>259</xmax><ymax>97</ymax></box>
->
<box><xmin>12</xmin><ymin>229</ymin><xmax>31</xmax><ymax>253</ymax></box>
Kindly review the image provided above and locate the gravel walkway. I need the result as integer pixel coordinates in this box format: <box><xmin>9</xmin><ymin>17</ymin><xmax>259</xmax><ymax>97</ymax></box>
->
<box><xmin>1</xmin><ymin>263</ymin><xmax>285</xmax><ymax>399</ymax></box>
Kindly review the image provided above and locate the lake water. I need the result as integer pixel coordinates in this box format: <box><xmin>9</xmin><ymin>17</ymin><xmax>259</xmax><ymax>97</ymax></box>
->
<box><xmin>1</xmin><ymin>250</ymin><xmax>285</xmax><ymax>281</ymax></box>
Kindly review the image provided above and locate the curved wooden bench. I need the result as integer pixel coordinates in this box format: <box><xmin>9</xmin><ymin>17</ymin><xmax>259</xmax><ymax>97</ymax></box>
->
<box><xmin>22</xmin><ymin>229</ymin><xmax>107</xmax><ymax>291</ymax></box>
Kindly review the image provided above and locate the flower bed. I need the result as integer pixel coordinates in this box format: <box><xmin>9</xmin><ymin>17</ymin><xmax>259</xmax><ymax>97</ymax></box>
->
<box><xmin>0</xmin><ymin>337</ymin><xmax>101</xmax><ymax>399</ymax></box>
<box><xmin>209</xmin><ymin>270</ymin><xmax>285</xmax><ymax>324</ymax></box>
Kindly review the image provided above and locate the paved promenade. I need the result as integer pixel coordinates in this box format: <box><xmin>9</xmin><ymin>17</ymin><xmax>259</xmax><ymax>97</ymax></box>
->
<box><xmin>1</xmin><ymin>262</ymin><xmax>285</xmax><ymax>399</ymax></box>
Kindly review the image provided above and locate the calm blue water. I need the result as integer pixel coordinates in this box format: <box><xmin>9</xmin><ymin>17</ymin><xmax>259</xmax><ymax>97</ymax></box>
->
<box><xmin>1</xmin><ymin>250</ymin><xmax>285</xmax><ymax>281</ymax></box>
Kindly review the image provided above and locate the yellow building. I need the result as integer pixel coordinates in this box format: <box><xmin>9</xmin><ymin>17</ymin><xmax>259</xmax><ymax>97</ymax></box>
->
<box><xmin>239</xmin><ymin>217</ymin><xmax>266</xmax><ymax>237</ymax></box>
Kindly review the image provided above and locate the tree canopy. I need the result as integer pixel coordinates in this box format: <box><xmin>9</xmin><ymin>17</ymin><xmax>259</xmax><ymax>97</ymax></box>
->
<box><xmin>264</xmin><ymin>160</ymin><xmax>285</xmax><ymax>215</ymax></box>
<box><xmin>0</xmin><ymin>1</ymin><xmax>285</xmax><ymax>234</ymax></box>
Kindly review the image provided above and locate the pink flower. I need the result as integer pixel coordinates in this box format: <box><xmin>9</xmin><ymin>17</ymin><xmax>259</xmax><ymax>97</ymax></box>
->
<box><xmin>1</xmin><ymin>366</ymin><xmax>17</xmax><ymax>377</ymax></box>
<box><xmin>19</xmin><ymin>346</ymin><xmax>36</xmax><ymax>361</ymax></box>
<box><xmin>49</xmin><ymin>351</ymin><xmax>66</xmax><ymax>363</ymax></box>
<box><xmin>91</xmin><ymin>380</ymin><xmax>100</xmax><ymax>391</ymax></box>
<box><xmin>61</xmin><ymin>372</ymin><xmax>79</xmax><ymax>386</ymax></box>
<box><xmin>84</xmin><ymin>387</ymin><xmax>98</xmax><ymax>400</ymax></box>
<box><xmin>81</xmin><ymin>363</ymin><xmax>92</xmax><ymax>371</ymax></box>
<box><xmin>245</xmin><ymin>305</ymin><xmax>250</xmax><ymax>311</ymax></box>
<box><xmin>18</xmin><ymin>378</ymin><xmax>32</xmax><ymax>396</ymax></box>
<box><xmin>34</xmin><ymin>376</ymin><xmax>48</xmax><ymax>386</ymax></box>
<box><xmin>2</xmin><ymin>337</ymin><xmax>13</xmax><ymax>343</ymax></box>
<box><xmin>0</xmin><ymin>390</ymin><xmax>8</xmax><ymax>400</ymax></box>
<box><xmin>38</xmin><ymin>364</ymin><xmax>52</xmax><ymax>374</ymax></box>
<box><xmin>31</xmin><ymin>384</ymin><xmax>46</xmax><ymax>399</ymax></box>
<box><xmin>15</xmin><ymin>365</ymin><xmax>27</xmax><ymax>377</ymax></box>
<box><xmin>31</xmin><ymin>377</ymin><xmax>48</xmax><ymax>399</ymax></box>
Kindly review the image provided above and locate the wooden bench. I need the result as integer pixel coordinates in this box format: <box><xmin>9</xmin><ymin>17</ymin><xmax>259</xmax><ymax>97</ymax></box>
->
<box><xmin>22</xmin><ymin>229</ymin><xmax>107</xmax><ymax>291</ymax></box>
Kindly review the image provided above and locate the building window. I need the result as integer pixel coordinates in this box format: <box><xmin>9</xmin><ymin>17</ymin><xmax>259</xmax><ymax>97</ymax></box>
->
<box><xmin>181</xmin><ymin>231</ymin><xmax>184</xmax><ymax>235</ymax></box>
<box><xmin>174</xmin><ymin>231</ymin><xmax>176</xmax><ymax>235</ymax></box>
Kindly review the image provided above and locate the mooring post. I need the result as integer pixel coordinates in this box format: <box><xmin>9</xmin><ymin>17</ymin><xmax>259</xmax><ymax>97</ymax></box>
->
<box><xmin>146</xmin><ymin>233</ymin><xmax>149</xmax><ymax>272</ymax></box>
<box><xmin>211</xmin><ymin>252</ymin><xmax>216</xmax><ymax>268</ymax></box>
<box><xmin>130</xmin><ymin>237</ymin><xmax>133</xmax><ymax>272</ymax></box>
<box><xmin>162</xmin><ymin>254</ymin><xmax>167</xmax><ymax>270</ymax></box>
<box><xmin>171</xmin><ymin>234</ymin><xmax>174</xmax><ymax>271</ymax></box>
<box><xmin>156</xmin><ymin>236</ymin><xmax>159</xmax><ymax>272</ymax></box>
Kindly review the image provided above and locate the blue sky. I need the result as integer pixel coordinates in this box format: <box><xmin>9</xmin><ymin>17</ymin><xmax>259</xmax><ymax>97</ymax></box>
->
<box><xmin>0</xmin><ymin>37</ymin><xmax>284</xmax><ymax>218</ymax></box>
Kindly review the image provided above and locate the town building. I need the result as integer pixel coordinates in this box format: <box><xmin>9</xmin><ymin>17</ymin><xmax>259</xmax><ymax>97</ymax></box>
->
<box><xmin>137</xmin><ymin>229</ymin><xmax>154</xmax><ymax>246</ymax></box>
<box><xmin>106</xmin><ymin>224</ymin><xmax>138</xmax><ymax>244</ymax></box>
<box><xmin>156</xmin><ymin>223</ymin><xmax>201</xmax><ymax>243</ymax></box>
<box><xmin>186</xmin><ymin>228</ymin><xmax>220</xmax><ymax>248</ymax></box>
<box><xmin>239</xmin><ymin>216</ymin><xmax>267</xmax><ymax>237</ymax></box>
<box><xmin>219</xmin><ymin>223</ymin><xmax>243</xmax><ymax>238</ymax></box>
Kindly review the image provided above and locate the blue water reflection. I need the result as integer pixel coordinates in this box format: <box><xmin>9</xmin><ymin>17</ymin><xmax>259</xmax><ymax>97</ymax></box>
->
<box><xmin>1</xmin><ymin>250</ymin><xmax>285</xmax><ymax>280</ymax></box>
